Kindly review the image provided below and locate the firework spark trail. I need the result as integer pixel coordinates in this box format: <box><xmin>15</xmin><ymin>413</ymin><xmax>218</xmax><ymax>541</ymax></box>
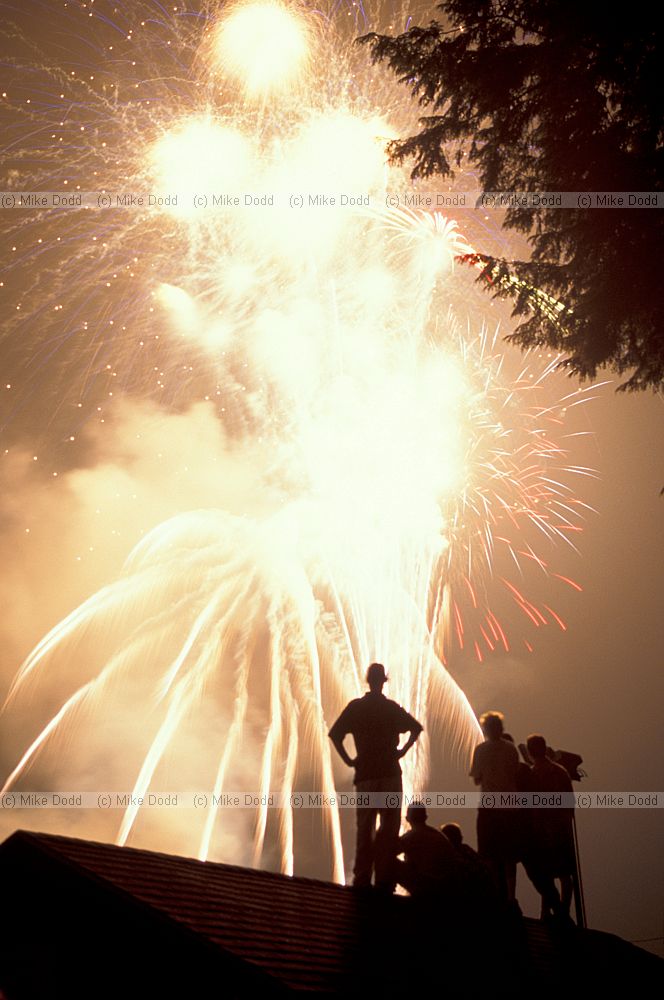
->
<box><xmin>0</xmin><ymin>1</ymin><xmax>599</xmax><ymax>879</ymax></box>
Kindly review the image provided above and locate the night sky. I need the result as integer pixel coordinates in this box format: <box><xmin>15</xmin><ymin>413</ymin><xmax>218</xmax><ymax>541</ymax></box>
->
<box><xmin>1</xmin><ymin>1</ymin><xmax>662</xmax><ymax>957</ymax></box>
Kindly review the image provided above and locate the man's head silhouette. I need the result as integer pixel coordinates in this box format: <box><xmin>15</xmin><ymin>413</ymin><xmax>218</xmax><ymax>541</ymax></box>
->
<box><xmin>405</xmin><ymin>802</ymin><xmax>428</xmax><ymax>826</ymax></box>
<box><xmin>440</xmin><ymin>822</ymin><xmax>463</xmax><ymax>848</ymax></box>
<box><xmin>526</xmin><ymin>734</ymin><xmax>548</xmax><ymax>760</ymax></box>
<box><xmin>366</xmin><ymin>662</ymin><xmax>387</xmax><ymax>692</ymax></box>
<box><xmin>479</xmin><ymin>710</ymin><xmax>504</xmax><ymax>740</ymax></box>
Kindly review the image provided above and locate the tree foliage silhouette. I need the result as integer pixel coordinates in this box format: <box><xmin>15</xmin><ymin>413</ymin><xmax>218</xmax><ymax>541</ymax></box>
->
<box><xmin>361</xmin><ymin>1</ymin><xmax>663</xmax><ymax>390</ymax></box>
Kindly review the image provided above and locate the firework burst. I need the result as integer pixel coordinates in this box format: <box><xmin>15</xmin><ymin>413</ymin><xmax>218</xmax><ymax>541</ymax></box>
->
<box><xmin>1</xmin><ymin>1</ymin><xmax>597</xmax><ymax>879</ymax></box>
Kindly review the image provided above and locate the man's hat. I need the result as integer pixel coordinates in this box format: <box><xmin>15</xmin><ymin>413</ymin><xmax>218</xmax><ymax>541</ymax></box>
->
<box><xmin>366</xmin><ymin>662</ymin><xmax>387</xmax><ymax>683</ymax></box>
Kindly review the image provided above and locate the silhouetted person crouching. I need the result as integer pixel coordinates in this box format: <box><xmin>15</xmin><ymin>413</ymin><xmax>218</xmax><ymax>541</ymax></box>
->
<box><xmin>395</xmin><ymin>803</ymin><xmax>459</xmax><ymax>899</ymax></box>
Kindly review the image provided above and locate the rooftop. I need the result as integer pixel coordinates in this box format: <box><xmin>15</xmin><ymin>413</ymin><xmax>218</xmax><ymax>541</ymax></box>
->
<box><xmin>0</xmin><ymin>830</ymin><xmax>659</xmax><ymax>997</ymax></box>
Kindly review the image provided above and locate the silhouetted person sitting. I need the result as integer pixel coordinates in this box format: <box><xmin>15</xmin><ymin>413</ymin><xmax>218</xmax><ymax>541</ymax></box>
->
<box><xmin>395</xmin><ymin>803</ymin><xmax>459</xmax><ymax>899</ymax></box>
<box><xmin>329</xmin><ymin>662</ymin><xmax>423</xmax><ymax>890</ymax></box>
<box><xmin>470</xmin><ymin>710</ymin><xmax>520</xmax><ymax>906</ymax></box>
<box><xmin>525</xmin><ymin>734</ymin><xmax>575</xmax><ymax>921</ymax></box>
<box><xmin>441</xmin><ymin>822</ymin><xmax>498</xmax><ymax>909</ymax></box>
<box><xmin>441</xmin><ymin>822</ymin><xmax>481</xmax><ymax>867</ymax></box>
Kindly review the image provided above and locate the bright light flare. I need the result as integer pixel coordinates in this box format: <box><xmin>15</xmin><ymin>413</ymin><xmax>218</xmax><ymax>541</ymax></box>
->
<box><xmin>214</xmin><ymin>2</ymin><xmax>311</xmax><ymax>98</ymax></box>
<box><xmin>150</xmin><ymin>118</ymin><xmax>250</xmax><ymax>218</ymax></box>
<box><xmin>299</xmin><ymin>355</ymin><xmax>469</xmax><ymax>539</ymax></box>
<box><xmin>291</xmin><ymin>113</ymin><xmax>394</xmax><ymax>191</ymax></box>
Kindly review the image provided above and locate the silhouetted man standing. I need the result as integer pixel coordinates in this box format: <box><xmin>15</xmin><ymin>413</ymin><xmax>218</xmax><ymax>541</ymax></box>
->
<box><xmin>470</xmin><ymin>710</ymin><xmax>519</xmax><ymax>905</ymax></box>
<box><xmin>329</xmin><ymin>662</ymin><xmax>423</xmax><ymax>890</ymax></box>
<box><xmin>525</xmin><ymin>734</ymin><xmax>576</xmax><ymax>920</ymax></box>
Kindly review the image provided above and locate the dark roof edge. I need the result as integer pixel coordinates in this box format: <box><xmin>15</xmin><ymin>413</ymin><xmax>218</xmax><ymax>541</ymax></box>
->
<box><xmin>3</xmin><ymin>828</ymin><xmax>352</xmax><ymax>895</ymax></box>
<box><xmin>0</xmin><ymin>829</ymin><xmax>292</xmax><ymax>995</ymax></box>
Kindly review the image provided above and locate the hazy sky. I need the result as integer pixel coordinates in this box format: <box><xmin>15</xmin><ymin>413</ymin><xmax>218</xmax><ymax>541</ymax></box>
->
<box><xmin>1</xmin><ymin>1</ymin><xmax>662</xmax><ymax>957</ymax></box>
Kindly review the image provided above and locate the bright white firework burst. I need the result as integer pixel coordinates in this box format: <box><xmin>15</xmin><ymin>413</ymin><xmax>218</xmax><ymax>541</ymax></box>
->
<box><xmin>0</xmin><ymin>1</ymin><xmax>598</xmax><ymax>880</ymax></box>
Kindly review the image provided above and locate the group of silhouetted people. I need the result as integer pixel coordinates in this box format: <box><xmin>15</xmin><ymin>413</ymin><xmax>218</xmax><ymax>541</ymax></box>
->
<box><xmin>470</xmin><ymin>709</ymin><xmax>576</xmax><ymax>921</ymax></box>
<box><xmin>329</xmin><ymin>663</ymin><xmax>577</xmax><ymax>924</ymax></box>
